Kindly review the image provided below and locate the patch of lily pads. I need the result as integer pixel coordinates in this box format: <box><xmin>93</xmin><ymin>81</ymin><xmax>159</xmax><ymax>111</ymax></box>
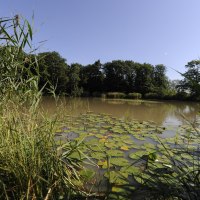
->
<box><xmin>55</xmin><ymin>112</ymin><xmax>200</xmax><ymax>194</ymax></box>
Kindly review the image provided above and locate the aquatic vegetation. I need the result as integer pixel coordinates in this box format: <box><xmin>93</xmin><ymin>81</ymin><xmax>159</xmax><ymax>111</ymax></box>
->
<box><xmin>104</xmin><ymin>171</ymin><xmax>128</xmax><ymax>184</ymax></box>
<box><xmin>54</xmin><ymin>111</ymin><xmax>200</xmax><ymax>199</ymax></box>
<box><xmin>107</xmin><ymin>149</ymin><xmax>124</xmax><ymax>157</ymax></box>
<box><xmin>55</xmin><ymin>113</ymin><xmax>167</xmax><ymax>185</ymax></box>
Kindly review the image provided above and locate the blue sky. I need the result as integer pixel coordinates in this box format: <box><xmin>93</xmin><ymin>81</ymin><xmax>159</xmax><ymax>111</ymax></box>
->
<box><xmin>1</xmin><ymin>0</ymin><xmax>200</xmax><ymax>80</ymax></box>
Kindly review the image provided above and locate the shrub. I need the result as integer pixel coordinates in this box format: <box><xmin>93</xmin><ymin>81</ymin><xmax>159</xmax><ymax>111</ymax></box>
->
<box><xmin>175</xmin><ymin>91</ymin><xmax>190</xmax><ymax>100</ymax></box>
<box><xmin>163</xmin><ymin>94</ymin><xmax>176</xmax><ymax>100</ymax></box>
<box><xmin>106</xmin><ymin>92</ymin><xmax>126</xmax><ymax>99</ymax></box>
<box><xmin>127</xmin><ymin>92</ymin><xmax>142</xmax><ymax>99</ymax></box>
<box><xmin>144</xmin><ymin>92</ymin><xmax>160</xmax><ymax>99</ymax></box>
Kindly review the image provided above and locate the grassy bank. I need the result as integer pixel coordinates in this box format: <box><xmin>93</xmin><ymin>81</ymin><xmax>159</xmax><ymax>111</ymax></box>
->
<box><xmin>0</xmin><ymin>101</ymin><xmax>89</xmax><ymax>199</ymax></box>
<box><xmin>0</xmin><ymin>16</ymin><xmax>89</xmax><ymax>199</ymax></box>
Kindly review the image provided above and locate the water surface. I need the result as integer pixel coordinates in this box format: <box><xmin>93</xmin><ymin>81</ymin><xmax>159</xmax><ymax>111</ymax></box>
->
<box><xmin>41</xmin><ymin>97</ymin><xmax>200</xmax><ymax>126</ymax></box>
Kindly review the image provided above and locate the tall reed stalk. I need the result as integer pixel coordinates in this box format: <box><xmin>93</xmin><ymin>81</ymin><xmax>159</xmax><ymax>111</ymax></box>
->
<box><xmin>0</xmin><ymin>16</ymin><xmax>87</xmax><ymax>199</ymax></box>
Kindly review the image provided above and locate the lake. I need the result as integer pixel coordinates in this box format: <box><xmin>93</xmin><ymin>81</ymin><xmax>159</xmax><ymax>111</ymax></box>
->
<box><xmin>41</xmin><ymin>97</ymin><xmax>200</xmax><ymax>194</ymax></box>
<box><xmin>41</xmin><ymin>97</ymin><xmax>200</xmax><ymax>127</ymax></box>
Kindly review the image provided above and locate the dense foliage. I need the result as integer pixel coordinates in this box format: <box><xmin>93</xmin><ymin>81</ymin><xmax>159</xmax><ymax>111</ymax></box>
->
<box><xmin>28</xmin><ymin>51</ymin><xmax>199</xmax><ymax>100</ymax></box>
<box><xmin>33</xmin><ymin>53</ymin><xmax>171</xmax><ymax>98</ymax></box>
<box><xmin>177</xmin><ymin>60</ymin><xmax>200</xmax><ymax>100</ymax></box>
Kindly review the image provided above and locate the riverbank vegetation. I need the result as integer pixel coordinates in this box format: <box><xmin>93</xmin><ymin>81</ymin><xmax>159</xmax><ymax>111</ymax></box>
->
<box><xmin>0</xmin><ymin>15</ymin><xmax>199</xmax><ymax>199</ymax></box>
<box><xmin>0</xmin><ymin>16</ymin><xmax>90</xmax><ymax>199</ymax></box>
<box><xmin>16</xmin><ymin>50</ymin><xmax>200</xmax><ymax>101</ymax></box>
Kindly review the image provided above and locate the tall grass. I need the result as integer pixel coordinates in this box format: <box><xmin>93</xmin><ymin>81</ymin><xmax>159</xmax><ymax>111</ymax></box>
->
<box><xmin>0</xmin><ymin>103</ymin><xmax>87</xmax><ymax>199</ymax></box>
<box><xmin>0</xmin><ymin>16</ymin><xmax>88</xmax><ymax>199</ymax></box>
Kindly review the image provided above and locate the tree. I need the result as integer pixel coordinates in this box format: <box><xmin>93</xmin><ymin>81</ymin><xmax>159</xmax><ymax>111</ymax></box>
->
<box><xmin>103</xmin><ymin>60</ymin><xmax>130</xmax><ymax>92</ymax></box>
<box><xmin>178</xmin><ymin>60</ymin><xmax>200</xmax><ymax>98</ymax></box>
<box><xmin>153</xmin><ymin>64</ymin><xmax>168</xmax><ymax>96</ymax></box>
<box><xmin>168</xmin><ymin>79</ymin><xmax>180</xmax><ymax>93</ymax></box>
<box><xmin>124</xmin><ymin>61</ymin><xmax>138</xmax><ymax>93</ymax></box>
<box><xmin>80</xmin><ymin>60</ymin><xmax>104</xmax><ymax>94</ymax></box>
<box><xmin>68</xmin><ymin>63</ymin><xmax>83</xmax><ymax>97</ymax></box>
<box><xmin>134</xmin><ymin>63</ymin><xmax>154</xmax><ymax>95</ymax></box>
<box><xmin>37</xmin><ymin>51</ymin><xmax>69</xmax><ymax>94</ymax></box>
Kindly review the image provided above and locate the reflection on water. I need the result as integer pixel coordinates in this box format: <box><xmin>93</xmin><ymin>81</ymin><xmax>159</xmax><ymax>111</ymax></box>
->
<box><xmin>40</xmin><ymin>97</ymin><xmax>200</xmax><ymax>126</ymax></box>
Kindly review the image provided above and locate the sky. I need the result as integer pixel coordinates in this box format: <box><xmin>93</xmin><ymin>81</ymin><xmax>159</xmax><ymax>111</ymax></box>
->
<box><xmin>1</xmin><ymin>0</ymin><xmax>200</xmax><ymax>80</ymax></box>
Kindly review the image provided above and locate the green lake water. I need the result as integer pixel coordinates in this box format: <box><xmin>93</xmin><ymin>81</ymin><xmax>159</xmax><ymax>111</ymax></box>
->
<box><xmin>41</xmin><ymin>97</ymin><xmax>200</xmax><ymax>195</ymax></box>
<box><xmin>41</xmin><ymin>97</ymin><xmax>200</xmax><ymax>127</ymax></box>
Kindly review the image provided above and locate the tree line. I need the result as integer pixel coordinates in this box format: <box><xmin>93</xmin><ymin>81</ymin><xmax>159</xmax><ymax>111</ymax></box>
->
<box><xmin>9</xmin><ymin>50</ymin><xmax>200</xmax><ymax>100</ymax></box>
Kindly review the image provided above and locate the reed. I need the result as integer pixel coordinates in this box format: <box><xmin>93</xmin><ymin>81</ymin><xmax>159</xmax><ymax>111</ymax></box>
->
<box><xmin>0</xmin><ymin>16</ymin><xmax>88</xmax><ymax>199</ymax></box>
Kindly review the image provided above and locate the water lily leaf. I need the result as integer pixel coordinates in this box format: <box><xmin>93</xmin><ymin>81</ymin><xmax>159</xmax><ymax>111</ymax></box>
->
<box><xmin>120</xmin><ymin>166</ymin><xmax>140</xmax><ymax>175</ymax></box>
<box><xmin>110</xmin><ymin>157</ymin><xmax>129</xmax><ymax>167</ymax></box>
<box><xmin>107</xmin><ymin>149</ymin><xmax>124</xmax><ymax>157</ymax></box>
<box><xmin>86</xmin><ymin>138</ymin><xmax>99</xmax><ymax>145</ymax></box>
<box><xmin>111</xmin><ymin>186</ymin><xmax>126</xmax><ymax>193</ymax></box>
<box><xmin>130</xmin><ymin>144</ymin><xmax>141</xmax><ymax>149</ymax></box>
<box><xmin>113</xmin><ymin>137</ymin><xmax>124</xmax><ymax>142</ymax></box>
<box><xmin>129</xmin><ymin>151</ymin><xmax>147</xmax><ymax>160</ymax></box>
<box><xmin>123</xmin><ymin>140</ymin><xmax>134</xmax><ymax>145</ymax></box>
<box><xmin>115</xmin><ymin>141</ymin><xmax>126</xmax><ymax>147</ymax></box>
<box><xmin>89</xmin><ymin>144</ymin><xmax>105</xmax><ymax>152</ymax></box>
<box><xmin>135</xmin><ymin>173</ymin><xmax>151</xmax><ymax>183</ymax></box>
<box><xmin>99</xmin><ymin>129</ymin><xmax>107</xmax><ymax>134</ymax></box>
<box><xmin>94</xmin><ymin>134</ymin><xmax>105</xmax><ymax>138</ymax></box>
<box><xmin>105</xmin><ymin>142</ymin><xmax>118</xmax><ymax>149</ymax></box>
<box><xmin>69</xmin><ymin>152</ymin><xmax>85</xmax><ymax>160</ymax></box>
<box><xmin>88</xmin><ymin>133</ymin><xmax>95</xmax><ymax>136</ymax></box>
<box><xmin>104</xmin><ymin>171</ymin><xmax>128</xmax><ymax>184</ymax></box>
<box><xmin>97</xmin><ymin>160</ymin><xmax>110</xmax><ymax>168</ymax></box>
<box><xmin>134</xmin><ymin>135</ymin><xmax>146</xmax><ymax>141</ymax></box>
<box><xmin>142</xmin><ymin>143</ymin><xmax>156</xmax><ymax>150</ymax></box>
<box><xmin>120</xmin><ymin>146</ymin><xmax>129</xmax><ymax>151</ymax></box>
<box><xmin>80</xmin><ymin>169</ymin><xmax>95</xmax><ymax>181</ymax></box>
<box><xmin>90</xmin><ymin>152</ymin><xmax>106</xmax><ymax>160</ymax></box>
<box><xmin>99</xmin><ymin>138</ymin><xmax>106</xmax><ymax>143</ymax></box>
<box><xmin>97</xmin><ymin>160</ymin><xmax>107</xmax><ymax>166</ymax></box>
<box><xmin>120</xmin><ymin>135</ymin><xmax>132</xmax><ymax>140</ymax></box>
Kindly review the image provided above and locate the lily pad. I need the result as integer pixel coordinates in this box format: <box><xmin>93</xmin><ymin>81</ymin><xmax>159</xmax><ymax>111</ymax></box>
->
<box><xmin>120</xmin><ymin>166</ymin><xmax>140</xmax><ymax>175</ymax></box>
<box><xmin>90</xmin><ymin>152</ymin><xmax>106</xmax><ymax>160</ymax></box>
<box><xmin>129</xmin><ymin>151</ymin><xmax>147</xmax><ymax>160</ymax></box>
<box><xmin>80</xmin><ymin>169</ymin><xmax>95</xmax><ymax>181</ymax></box>
<box><xmin>97</xmin><ymin>160</ymin><xmax>111</xmax><ymax>168</ymax></box>
<box><xmin>107</xmin><ymin>149</ymin><xmax>124</xmax><ymax>157</ymax></box>
<box><xmin>104</xmin><ymin>171</ymin><xmax>128</xmax><ymax>184</ymax></box>
<box><xmin>110</xmin><ymin>157</ymin><xmax>130</xmax><ymax>167</ymax></box>
<box><xmin>120</xmin><ymin>146</ymin><xmax>129</xmax><ymax>151</ymax></box>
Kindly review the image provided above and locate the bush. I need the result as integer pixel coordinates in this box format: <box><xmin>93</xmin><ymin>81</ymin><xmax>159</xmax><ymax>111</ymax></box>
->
<box><xmin>144</xmin><ymin>92</ymin><xmax>160</xmax><ymax>99</ymax></box>
<box><xmin>127</xmin><ymin>92</ymin><xmax>142</xmax><ymax>99</ymax></box>
<box><xmin>106</xmin><ymin>92</ymin><xmax>126</xmax><ymax>99</ymax></box>
<box><xmin>175</xmin><ymin>91</ymin><xmax>190</xmax><ymax>100</ymax></box>
<box><xmin>163</xmin><ymin>94</ymin><xmax>176</xmax><ymax>100</ymax></box>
